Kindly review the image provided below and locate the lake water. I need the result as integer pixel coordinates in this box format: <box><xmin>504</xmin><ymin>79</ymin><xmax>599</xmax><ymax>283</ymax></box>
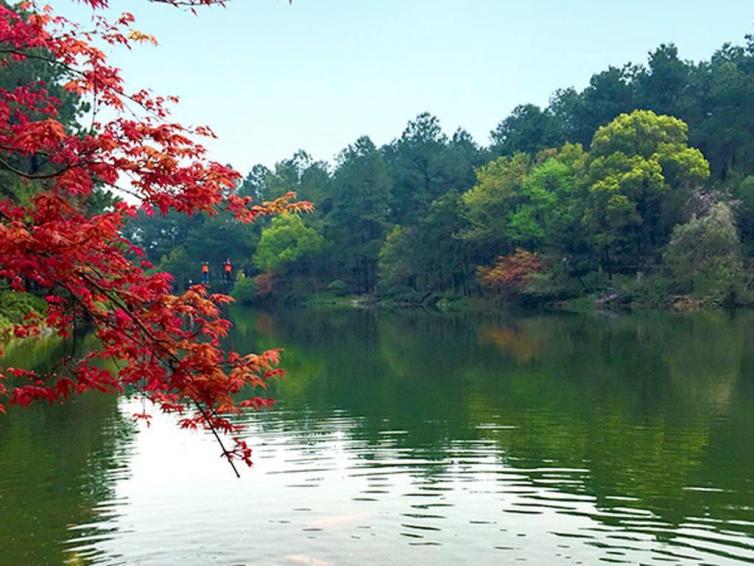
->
<box><xmin>1</xmin><ymin>307</ymin><xmax>754</xmax><ymax>565</ymax></box>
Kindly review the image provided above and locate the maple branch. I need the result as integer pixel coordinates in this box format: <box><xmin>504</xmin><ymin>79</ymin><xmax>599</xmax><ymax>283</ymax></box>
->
<box><xmin>0</xmin><ymin>48</ymin><xmax>171</xmax><ymax>123</ymax></box>
<box><xmin>74</xmin><ymin>270</ymin><xmax>242</xmax><ymax>477</ymax></box>
<box><xmin>188</xmin><ymin>393</ymin><xmax>241</xmax><ymax>478</ymax></box>
<box><xmin>0</xmin><ymin>1</ymin><xmax>281</xmax><ymax>475</ymax></box>
<box><xmin>0</xmin><ymin>155</ymin><xmax>86</xmax><ymax>180</ymax></box>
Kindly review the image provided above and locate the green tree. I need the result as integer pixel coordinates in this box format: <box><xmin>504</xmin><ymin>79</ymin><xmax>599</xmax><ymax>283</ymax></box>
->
<box><xmin>123</xmin><ymin>210</ymin><xmax>202</xmax><ymax>264</ymax></box>
<box><xmin>636</xmin><ymin>44</ymin><xmax>691</xmax><ymax>118</ymax></box>
<box><xmin>125</xmin><ymin>208</ymin><xmax>257</xmax><ymax>286</ymax></box>
<box><xmin>378</xmin><ymin>191</ymin><xmax>473</xmax><ymax>296</ymax></box>
<box><xmin>506</xmin><ymin>148</ymin><xmax>584</xmax><ymax>248</ymax></box>
<box><xmin>239</xmin><ymin>150</ymin><xmax>330</xmax><ymax>204</ymax></box>
<box><xmin>328</xmin><ymin>136</ymin><xmax>392</xmax><ymax>293</ymax></box>
<box><xmin>378</xmin><ymin>226</ymin><xmax>419</xmax><ymax>293</ymax></box>
<box><xmin>685</xmin><ymin>37</ymin><xmax>754</xmax><ymax>182</ymax></box>
<box><xmin>583</xmin><ymin>110</ymin><xmax>710</xmax><ymax>274</ymax></box>
<box><xmin>490</xmin><ymin>104</ymin><xmax>563</xmax><ymax>157</ymax></box>
<box><xmin>461</xmin><ymin>153</ymin><xmax>531</xmax><ymax>254</ymax></box>
<box><xmin>254</xmin><ymin>213</ymin><xmax>325</xmax><ymax>271</ymax></box>
<box><xmin>414</xmin><ymin>190</ymin><xmax>474</xmax><ymax>293</ymax></box>
<box><xmin>560</xmin><ymin>66</ymin><xmax>638</xmax><ymax>146</ymax></box>
<box><xmin>446</xmin><ymin>128</ymin><xmax>487</xmax><ymax>193</ymax></box>
<box><xmin>384</xmin><ymin>113</ymin><xmax>479</xmax><ymax>225</ymax></box>
<box><xmin>157</xmin><ymin>247</ymin><xmax>194</xmax><ymax>290</ymax></box>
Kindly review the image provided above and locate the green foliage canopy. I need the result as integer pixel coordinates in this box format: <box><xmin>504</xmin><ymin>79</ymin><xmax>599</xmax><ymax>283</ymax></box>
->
<box><xmin>254</xmin><ymin>214</ymin><xmax>325</xmax><ymax>271</ymax></box>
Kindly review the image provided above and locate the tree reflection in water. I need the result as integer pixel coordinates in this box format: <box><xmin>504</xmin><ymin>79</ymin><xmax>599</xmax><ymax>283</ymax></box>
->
<box><xmin>0</xmin><ymin>336</ymin><xmax>135</xmax><ymax>565</ymax></box>
<box><xmin>233</xmin><ymin>307</ymin><xmax>754</xmax><ymax>551</ymax></box>
<box><xmin>1</xmin><ymin>308</ymin><xmax>753</xmax><ymax>564</ymax></box>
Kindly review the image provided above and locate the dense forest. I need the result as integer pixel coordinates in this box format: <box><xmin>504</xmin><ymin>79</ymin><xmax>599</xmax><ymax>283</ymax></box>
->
<box><xmin>124</xmin><ymin>35</ymin><xmax>754</xmax><ymax>310</ymax></box>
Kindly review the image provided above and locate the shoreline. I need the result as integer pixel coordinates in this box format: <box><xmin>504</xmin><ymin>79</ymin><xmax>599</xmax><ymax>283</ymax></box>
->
<box><xmin>243</xmin><ymin>290</ymin><xmax>744</xmax><ymax>315</ymax></box>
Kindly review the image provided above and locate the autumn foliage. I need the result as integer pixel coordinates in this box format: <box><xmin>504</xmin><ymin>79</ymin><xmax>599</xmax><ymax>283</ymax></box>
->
<box><xmin>0</xmin><ymin>0</ymin><xmax>311</xmax><ymax>474</ymax></box>
<box><xmin>478</xmin><ymin>249</ymin><xmax>543</xmax><ymax>294</ymax></box>
<box><xmin>253</xmin><ymin>271</ymin><xmax>278</xmax><ymax>298</ymax></box>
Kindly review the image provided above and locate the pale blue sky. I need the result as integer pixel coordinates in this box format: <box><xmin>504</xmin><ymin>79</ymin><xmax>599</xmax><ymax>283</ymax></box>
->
<box><xmin>50</xmin><ymin>0</ymin><xmax>753</xmax><ymax>174</ymax></box>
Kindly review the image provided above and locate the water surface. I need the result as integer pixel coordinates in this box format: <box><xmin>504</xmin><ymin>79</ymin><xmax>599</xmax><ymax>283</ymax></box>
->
<box><xmin>1</xmin><ymin>308</ymin><xmax>753</xmax><ymax>564</ymax></box>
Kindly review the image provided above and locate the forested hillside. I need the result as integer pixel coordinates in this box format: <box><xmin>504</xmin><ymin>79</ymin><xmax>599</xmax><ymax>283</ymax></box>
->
<box><xmin>125</xmin><ymin>35</ymin><xmax>754</xmax><ymax>309</ymax></box>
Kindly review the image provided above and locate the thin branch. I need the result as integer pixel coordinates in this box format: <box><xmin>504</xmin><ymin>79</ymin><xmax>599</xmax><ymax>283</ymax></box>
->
<box><xmin>0</xmin><ymin>48</ymin><xmax>174</xmax><ymax>123</ymax></box>
<box><xmin>73</xmin><ymin>270</ymin><xmax>241</xmax><ymax>476</ymax></box>
<box><xmin>0</xmin><ymin>155</ymin><xmax>87</xmax><ymax>180</ymax></box>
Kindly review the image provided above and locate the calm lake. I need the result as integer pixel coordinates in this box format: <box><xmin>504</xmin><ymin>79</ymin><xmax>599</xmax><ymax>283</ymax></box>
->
<box><xmin>1</xmin><ymin>307</ymin><xmax>754</xmax><ymax>565</ymax></box>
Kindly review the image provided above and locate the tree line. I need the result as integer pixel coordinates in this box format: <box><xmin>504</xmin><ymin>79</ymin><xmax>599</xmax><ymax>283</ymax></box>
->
<box><xmin>125</xmin><ymin>34</ymin><xmax>754</xmax><ymax>309</ymax></box>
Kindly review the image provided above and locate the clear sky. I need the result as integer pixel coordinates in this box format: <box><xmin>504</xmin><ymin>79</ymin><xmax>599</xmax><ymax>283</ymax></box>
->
<box><xmin>49</xmin><ymin>0</ymin><xmax>753</xmax><ymax>175</ymax></box>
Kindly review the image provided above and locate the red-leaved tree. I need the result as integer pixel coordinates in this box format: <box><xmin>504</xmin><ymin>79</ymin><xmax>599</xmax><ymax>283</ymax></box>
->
<box><xmin>0</xmin><ymin>0</ymin><xmax>311</xmax><ymax>476</ymax></box>
<box><xmin>478</xmin><ymin>249</ymin><xmax>543</xmax><ymax>295</ymax></box>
